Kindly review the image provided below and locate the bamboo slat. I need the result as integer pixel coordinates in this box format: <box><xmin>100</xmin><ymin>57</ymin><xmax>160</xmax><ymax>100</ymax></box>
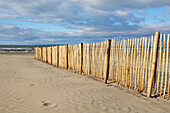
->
<box><xmin>93</xmin><ymin>43</ymin><xmax>96</xmax><ymax>77</ymax></box>
<box><xmin>126</xmin><ymin>39</ymin><xmax>129</xmax><ymax>87</ymax></box>
<box><xmin>142</xmin><ymin>37</ymin><xmax>147</xmax><ymax>91</ymax></box>
<box><xmin>137</xmin><ymin>39</ymin><xmax>142</xmax><ymax>91</ymax></box>
<box><xmin>102</xmin><ymin>41</ymin><xmax>106</xmax><ymax>79</ymax></box>
<box><xmin>160</xmin><ymin>35</ymin><xmax>166</xmax><ymax>97</ymax></box>
<box><xmin>147</xmin><ymin>32</ymin><xmax>160</xmax><ymax>97</ymax></box>
<box><xmin>118</xmin><ymin>40</ymin><xmax>121</xmax><ymax>84</ymax></box>
<box><xmin>135</xmin><ymin>39</ymin><xmax>139</xmax><ymax>90</ymax></box>
<box><xmin>132</xmin><ymin>39</ymin><xmax>136</xmax><ymax>89</ymax></box>
<box><xmin>99</xmin><ymin>42</ymin><xmax>103</xmax><ymax>79</ymax></box>
<box><xmin>163</xmin><ymin>34</ymin><xmax>169</xmax><ymax>99</ymax></box>
<box><xmin>82</xmin><ymin>44</ymin><xmax>84</xmax><ymax>73</ymax></box>
<box><xmin>115</xmin><ymin>39</ymin><xmax>118</xmax><ymax>83</ymax></box>
<box><xmin>104</xmin><ymin>39</ymin><xmax>111</xmax><ymax>83</ymax></box>
<box><xmin>140</xmin><ymin>37</ymin><xmax>144</xmax><ymax>91</ymax></box>
<box><xmin>130</xmin><ymin>39</ymin><xmax>134</xmax><ymax>88</ymax></box>
<box><xmin>144</xmin><ymin>37</ymin><xmax>151</xmax><ymax>93</ymax></box>
<box><xmin>112</xmin><ymin>39</ymin><xmax>116</xmax><ymax>82</ymax></box>
<box><xmin>156</xmin><ymin>35</ymin><xmax>162</xmax><ymax>96</ymax></box>
<box><xmin>95</xmin><ymin>42</ymin><xmax>99</xmax><ymax>78</ymax></box>
<box><xmin>109</xmin><ymin>40</ymin><xmax>114</xmax><ymax>81</ymax></box>
<box><xmin>119</xmin><ymin>40</ymin><xmax>123</xmax><ymax>85</ymax></box>
<box><xmin>123</xmin><ymin>39</ymin><xmax>126</xmax><ymax>86</ymax></box>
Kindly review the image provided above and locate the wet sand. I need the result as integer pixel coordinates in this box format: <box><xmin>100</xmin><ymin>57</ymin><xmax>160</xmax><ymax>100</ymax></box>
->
<box><xmin>0</xmin><ymin>53</ymin><xmax>170</xmax><ymax>113</ymax></box>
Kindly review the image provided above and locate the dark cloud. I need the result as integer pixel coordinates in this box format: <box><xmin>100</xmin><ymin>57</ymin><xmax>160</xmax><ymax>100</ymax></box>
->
<box><xmin>0</xmin><ymin>23</ymin><xmax>169</xmax><ymax>45</ymax></box>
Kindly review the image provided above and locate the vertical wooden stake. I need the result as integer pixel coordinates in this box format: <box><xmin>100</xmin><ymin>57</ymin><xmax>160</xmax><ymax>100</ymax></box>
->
<box><xmin>144</xmin><ymin>37</ymin><xmax>151</xmax><ymax>93</ymax></box>
<box><xmin>42</xmin><ymin>47</ymin><xmax>44</xmax><ymax>62</ymax></box>
<box><xmin>109</xmin><ymin>41</ymin><xmax>112</xmax><ymax>81</ymax></box>
<box><xmin>156</xmin><ymin>35</ymin><xmax>162</xmax><ymax>96</ymax></box>
<box><xmin>77</xmin><ymin>44</ymin><xmax>79</xmax><ymax>73</ymax></box>
<box><xmin>91</xmin><ymin>43</ymin><xmax>93</xmax><ymax>76</ymax></box>
<box><xmin>148</xmin><ymin>36</ymin><xmax>153</xmax><ymax>89</ymax></box>
<box><xmin>142</xmin><ymin>37</ymin><xmax>147</xmax><ymax>91</ymax></box>
<box><xmin>160</xmin><ymin>35</ymin><xmax>166</xmax><ymax>97</ymax></box>
<box><xmin>71</xmin><ymin>45</ymin><xmax>74</xmax><ymax>71</ymax></box>
<box><xmin>56</xmin><ymin>45</ymin><xmax>59</xmax><ymax>67</ymax></box>
<box><xmin>45</xmin><ymin>46</ymin><xmax>48</xmax><ymax>63</ymax></box>
<box><xmin>86</xmin><ymin>44</ymin><xmax>88</xmax><ymax>75</ymax></box>
<box><xmin>95</xmin><ymin>42</ymin><xmax>99</xmax><ymax>78</ymax></box>
<box><xmin>121</xmin><ymin>40</ymin><xmax>124</xmax><ymax>85</ymax></box>
<box><xmin>118</xmin><ymin>40</ymin><xmax>121</xmax><ymax>84</ymax></box>
<box><xmin>93</xmin><ymin>43</ymin><xmax>96</xmax><ymax>77</ymax></box>
<box><xmin>119</xmin><ymin>40</ymin><xmax>123</xmax><ymax>85</ymax></box>
<box><xmin>140</xmin><ymin>37</ymin><xmax>144</xmax><ymax>91</ymax></box>
<box><xmin>111</xmin><ymin>39</ymin><xmax>114</xmax><ymax>81</ymax></box>
<box><xmin>65</xmin><ymin>44</ymin><xmax>68</xmax><ymax>70</ymax></box>
<box><xmin>147</xmin><ymin>32</ymin><xmax>160</xmax><ymax>97</ymax></box>
<box><xmin>126</xmin><ymin>39</ymin><xmax>130</xmax><ymax>87</ymax></box>
<box><xmin>123</xmin><ymin>40</ymin><xmax>126</xmax><ymax>87</ymax></box>
<box><xmin>83</xmin><ymin>44</ymin><xmax>86</xmax><ymax>73</ymax></box>
<box><xmin>163</xmin><ymin>34</ymin><xmax>169</xmax><ymax>99</ymax></box>
<box><xmin>135</xmin><ymin>39</ymin><xmax>139</xmax><ymax>90</ymax></box>
<box><xmin>132</xmin><ymin>39</ymin><xmax>136</xmax><ymax>89</ymax></box>
<box><xmin>168</xmin><ymin>35</ymin><xmax>170</xmax><ymax>100</ymax></box>
<box><xmin>50</xmin><ymin>46</ymin><xmax>52</xmax><ymax>65</ymax></box>
<box><xmin>104</xmin><ymin>39</ymin><xmax>111</xmax><ymax>83</ymax></box>
<box><xmin>137</xmin><ymin>39</ymin><xmax>141</xmax><ymax>91</ymax></box>
<box><xmin>37</xmin><ymin>46</ymin><xmax>39</xmax><ymax>60</ymax></box>
<box><xmin>115</xmin><ymin>39</ymin><xmax>118</xmax><ymax>83</ymax></box>
<box><xmin>103</xmin><ymin>41</ymin><xmax>107</xmax><ymax>79</ymax></box>
<box><xmin>79</xmin><ymin>43</ymin><xmax>83</xmax><ymax>74</ymax></box>
<box><xmin>34</xmin><ymin>47</ymin><xmax>36</xmax><ymax>59</ymax></box>
<box><xmin>130</xmin><ymin>39</ymin><xmax>134</xmax><ymax>89</ymax></box>
<box><xmin>41</xmin><ymin>47</ymin><xmax>43</xmax><ymax>61</ymax></box>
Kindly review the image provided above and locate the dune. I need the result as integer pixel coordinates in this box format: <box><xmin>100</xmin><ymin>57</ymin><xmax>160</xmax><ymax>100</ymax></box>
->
<box><xmin>0</xmin><ymin>53</ymin><xmax>169</xmax><ymax>113</ymax></box>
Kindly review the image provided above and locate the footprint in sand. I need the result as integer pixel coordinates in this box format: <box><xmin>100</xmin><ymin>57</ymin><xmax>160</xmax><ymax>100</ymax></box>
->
<box><xmin>41</xmin><ymin>101</ymin><xmax>57</xmax><ymax>108</ymax></box>
<box><xmin>30</xmin><ymin>84</ymin><xmax>36</xmax><ymax>86</ymax></box>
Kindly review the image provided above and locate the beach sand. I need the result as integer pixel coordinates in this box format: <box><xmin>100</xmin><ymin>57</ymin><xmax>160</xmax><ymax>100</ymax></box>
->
<box><xmin>0</xmin><ymin>53</ymin><xmax>170</xmax><ymax>113</ymax></box>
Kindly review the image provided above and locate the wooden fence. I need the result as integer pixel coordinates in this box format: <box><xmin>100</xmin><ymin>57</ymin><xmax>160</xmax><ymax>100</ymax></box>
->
<box><xmin>34</xmin><ymin>32</ymin><xmax>170</xmax><ymax>100</ymax></box>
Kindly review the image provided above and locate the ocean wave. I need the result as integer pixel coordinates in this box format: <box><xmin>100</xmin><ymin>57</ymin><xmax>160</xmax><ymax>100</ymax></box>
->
<box><xmin>0</xmin><ymin>47</ymin><xmax>34</xmax><ymax>53</ymax></box>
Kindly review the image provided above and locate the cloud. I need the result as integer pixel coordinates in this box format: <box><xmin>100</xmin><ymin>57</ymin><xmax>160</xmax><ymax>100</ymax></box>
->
<box><xmin>0</xmin><ymin>23</ymin><xmax>169</xmax><ymax>45</ymax></box>
<box><xmin>0</xmin><ymin>13</ymin><xmax>19</xmax><ymax>19</ymax></box>
<box><xmin>115</xmin><ymin>10</ymin><xmax>129</xmax><ymax>17</ymax></box>
<box><xmin>0</xmin><ymin>0</ymin><xmax>169</xmax><ymax>44</ymax></box>
<box><xmin>166</xmin><ymin>7</ymin><xmax>170</xmax><ymax>14</ymax></box>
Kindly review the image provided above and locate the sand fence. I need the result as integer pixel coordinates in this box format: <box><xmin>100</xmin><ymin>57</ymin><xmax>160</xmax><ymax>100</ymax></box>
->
<box><xmin>34</xmin><ymin>32</ymin><xmax>170</xmax><ymax>100</ymax></box>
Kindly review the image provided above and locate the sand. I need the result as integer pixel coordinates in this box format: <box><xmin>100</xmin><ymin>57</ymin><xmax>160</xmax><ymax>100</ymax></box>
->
<box><xmin>0</xmin><ymin>53</ymin><xmax>170</xmax><ymax>113</ymax></box>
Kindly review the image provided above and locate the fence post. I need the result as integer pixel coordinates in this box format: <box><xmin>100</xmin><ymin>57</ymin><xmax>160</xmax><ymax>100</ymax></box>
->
<box><xmin>147</xmin><ymin>32</ymin><xmax>160</xmax><ymax>97</ymax></box>
<box><xmin>56</xmin><ymin>45</ymin><xmax>59</xmax><ymax>67</ymax></box>
<box><xmin>45</xmin><ymin>47</ymin><xmax>47</xmax><ymax>63</ymax></box>
<box><xmin>38</xmin><ymin>46</ymin><xmax>40</xmax><ymax>60</ymax></box>
<box><xmin>104</xmin><ymin>39</ymin><xmax>111</xmax><ymax>83</ymax></box>
<box><xmin>79</xmin><ymin>43</ymin><xmax>83</xmax><ymax>74</ymax></box>
<box><xmin>40</xmin><ymin>47</ymin><xmax>42</xmax><ymax>62</ymax></box>
<box><xmin>87</xmin><ymin>43</ymin><xmax>90</xmax><ymax>75</ymax></box>
<box><xmin>163</xmin><ymin>34</ymin><xmax>169</xmax><ymax>98</ymax></box>
<box><xmin>65</xmin><ymin>44</ymin><xmax>68</xmax><ymax>70</ymax></box>
<box><xmin>51</xmin><ymin>46</ymin><xmax>52</xmax><ymax>65</ymax></box>
<box><xmin>34</xmin><ymin>47</ymin><xmax>36</xmax><ymax>59</ymax></box>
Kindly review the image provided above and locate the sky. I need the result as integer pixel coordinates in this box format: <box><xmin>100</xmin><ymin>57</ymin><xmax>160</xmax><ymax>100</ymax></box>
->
<box><xmin>0</xmin><ymin>0</ymin><xmax>170</xmax><ymax>45</ymax></box>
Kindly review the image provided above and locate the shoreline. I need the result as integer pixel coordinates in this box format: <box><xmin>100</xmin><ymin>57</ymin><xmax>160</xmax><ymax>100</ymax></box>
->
<box><xmin>0</xmin><ymin>52</ymin><xmax>34</xmax><ymax>55</ymax></box>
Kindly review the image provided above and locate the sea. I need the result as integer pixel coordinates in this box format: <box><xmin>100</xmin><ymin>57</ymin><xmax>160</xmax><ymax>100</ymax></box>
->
<box><xmin>0</xmin><ymin>44</ymin><xmax>65</xmax><ymax>53</ymax></box>
<box><xmin>0</xmin><ymin>45</ymin><xmax>35</xmax><ymax>53</ymax></box>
